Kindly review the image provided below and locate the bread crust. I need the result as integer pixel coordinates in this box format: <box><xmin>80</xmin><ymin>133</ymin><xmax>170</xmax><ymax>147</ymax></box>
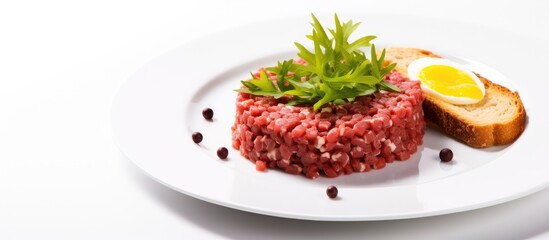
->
<box><xmin>423</xmin><ymin>76</ymin><xmax>526</xmax><ymax>147</ymax></box>
<box><xmin>384</xmin><ymin>47</ymin><xmax>526</xmax><ymax>148</ymax></box>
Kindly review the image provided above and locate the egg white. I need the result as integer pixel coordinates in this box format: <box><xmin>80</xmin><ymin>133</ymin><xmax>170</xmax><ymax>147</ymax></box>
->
<box><xmin>407</xmin><ymin>57</ymin><xmax>485</xmax><ymax>105</ymax></box>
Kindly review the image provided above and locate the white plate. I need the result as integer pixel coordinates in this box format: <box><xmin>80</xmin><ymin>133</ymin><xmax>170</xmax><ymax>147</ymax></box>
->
<box><xmin>111</xmin><ymin>14</ymin><xmax>549</xmax><ymax>221</ymax></box>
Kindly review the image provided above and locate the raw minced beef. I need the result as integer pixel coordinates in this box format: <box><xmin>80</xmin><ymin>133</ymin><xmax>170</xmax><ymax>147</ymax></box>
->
<box><xmin>231</xmin><ymin>71</ymin><xmax>425</xmax><ymax>179</ymax></box>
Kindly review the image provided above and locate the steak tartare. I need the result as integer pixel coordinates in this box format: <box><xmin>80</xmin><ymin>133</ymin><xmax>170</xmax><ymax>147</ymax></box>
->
<box><xmin>232</xmin><ymin>70</ymin><xmax>425</xmax><ymax>179</ymax></box>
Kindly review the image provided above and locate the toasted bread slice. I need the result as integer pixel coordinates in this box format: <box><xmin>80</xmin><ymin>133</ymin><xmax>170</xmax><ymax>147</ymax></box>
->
<box><xmin>383</xmin><ymin>47</ymin><xmax>526</xmax><ymax>147</ymax></box>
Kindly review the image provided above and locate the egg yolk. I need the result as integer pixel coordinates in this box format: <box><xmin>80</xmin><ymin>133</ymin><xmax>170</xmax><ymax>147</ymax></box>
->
<box><xmin>418</xmin><ymin>65</ymin><xmax>483</xmax><ymax>99</ymax></box>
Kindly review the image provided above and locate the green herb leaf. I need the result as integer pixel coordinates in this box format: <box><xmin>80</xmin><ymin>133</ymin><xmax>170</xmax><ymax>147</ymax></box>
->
<box><xmin>235</xmin><ymin>14</ymin><xmax>400</xmax><ymax>111</ymax></box>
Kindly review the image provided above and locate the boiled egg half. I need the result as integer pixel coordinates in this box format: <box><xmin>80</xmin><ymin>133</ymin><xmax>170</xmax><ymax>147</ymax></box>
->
<box><xmin>407</xmin><ymin>57</ymin><xmax>485</xmax><ymax>105</ymax></box>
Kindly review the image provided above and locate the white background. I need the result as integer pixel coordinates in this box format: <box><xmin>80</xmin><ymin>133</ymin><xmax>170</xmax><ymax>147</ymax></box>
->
<box><xmin>1</xmin><ymin>0</ymin><xmax>549</xmax><ymax>239</ymax></box>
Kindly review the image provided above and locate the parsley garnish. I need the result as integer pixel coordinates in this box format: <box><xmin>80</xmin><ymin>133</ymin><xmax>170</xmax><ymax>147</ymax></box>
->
<box><xmin>236</xmin><ymin>14</ymin><xmax>398</xmax><ymax>111</ymax></box>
